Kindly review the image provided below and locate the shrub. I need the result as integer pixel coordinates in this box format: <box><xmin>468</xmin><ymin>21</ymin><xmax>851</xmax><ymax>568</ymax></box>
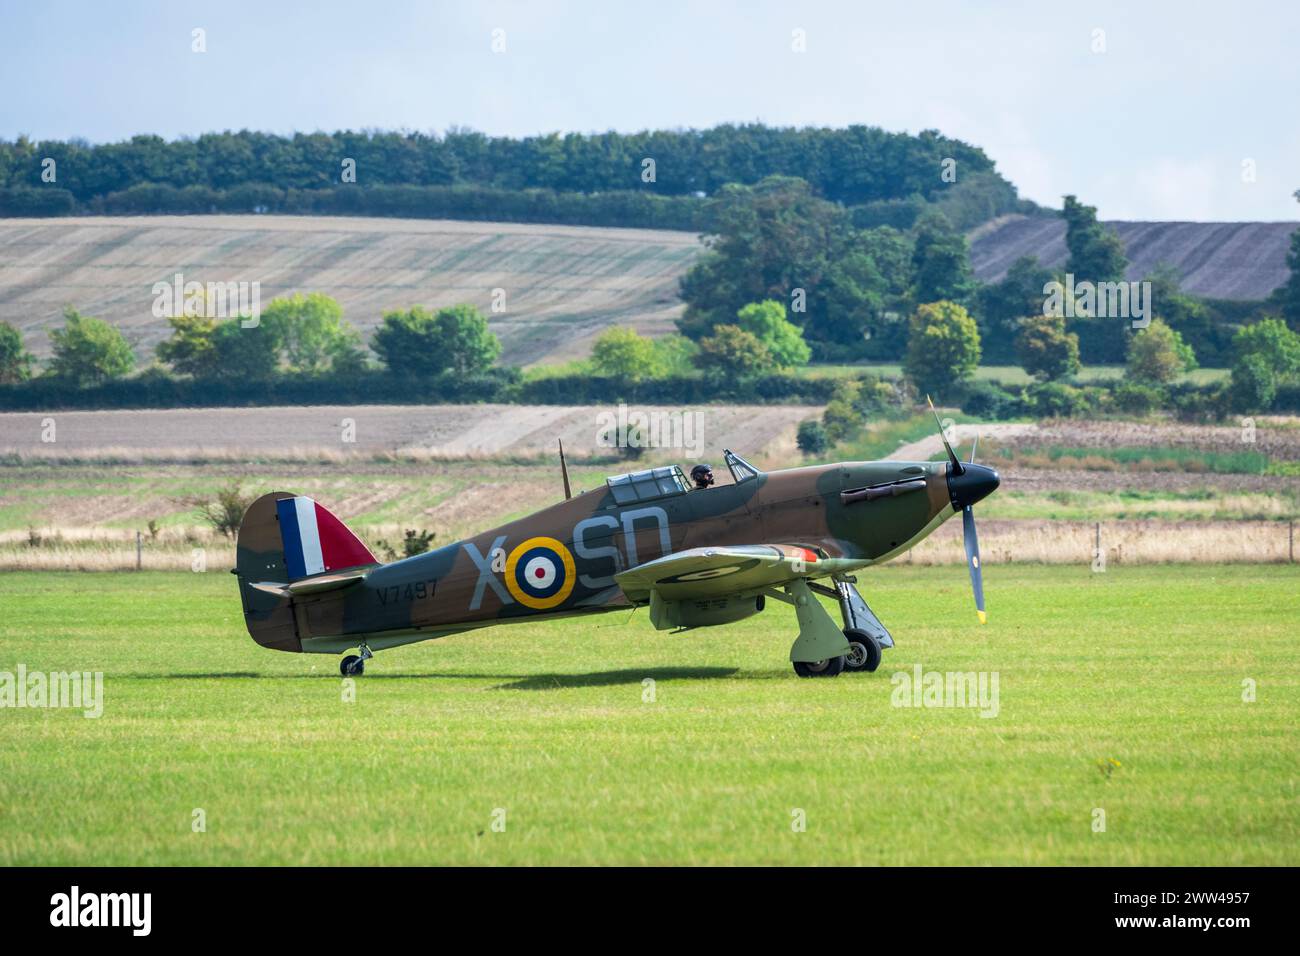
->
<box><xmin>373</xmin><ymin>304</ymin><xmax>501</xmax><ymax>378</ymax></box>
<box><xmin>0</xmin><ymin>320</ymin><xmax>34</xmax><ymax>384</ymax></box>
<box><xmin>903</xmin><ymin>300</ymin><xmax>981</xmax><ymax>400</ymax></box>
<box><xmin>822</xmin><ymin>380</ymin><xmax>863</xmax><ymax>444</ymax></box>
<box><xmin>796</xmin><ymin>420</ymin><xmax>829</xmax><ymax>456</ymax></box>
<box><xmin>1229</xmin><ymin>354</ymin><xmax>1276</xmax><ymax>412</ymax></box>
<box><xmin>590</xmin><ymin>327</ymin><xmax>661</xmax><ymax>382</ymax></box>
<box><xmin>1168</xmin><ymin>383</ymin><xmax>1229</xmax><ymax>422</ymax></box>
<box><xmin>1015</xmin><ymin>312</ymin><xmax>1081</xmax><ymax>382</ymax></box>
<box><xmin>0</xmin><ymin>187</ymin><xmax>74</xmax><ymax>216</ymax></box>
<box><xmin>183</xmin><ymin>479</ymin><xmax>256</xmax><ymax>539</ymax></box>
<box><xmin>1111</xmin><ymin>381</ymin><xmax>1165</xmax><ymax>416</ymax></box>
<box><xmin>734</xmin><ymin>300</ymin><xmax>811</xmax><ymax>369</ymax></box>
<box><xmin>47</xmin><ymin>307</ymin><xmax>136</xmax><ymax>386</ymax></box>
<box><xmin>376</xmin><ymin>529</ymin><xmax>436</xmax><ymax>562</ymax></box>
<box><xmin>960</xmin><ymin>380</ymin><xmax>1021</xmax><ymax>420</ymax></box>
<box><xmin>1126</xmin><ymin>318</ymin><xmax>1196</xmax><ymax>385</ymax></box>
<box><xmin>693</xmin><ymin>325</ymin><xmax>776</xmax><ymax>376</ymax></box>
<box><xmin>1026</xmin><ymin>382</ymin><xmax>1090</xmax><ymax>418</ymax></box>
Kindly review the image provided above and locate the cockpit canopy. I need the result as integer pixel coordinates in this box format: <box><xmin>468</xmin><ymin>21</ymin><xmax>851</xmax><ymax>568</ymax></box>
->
<box><xmin>723</xmin><ymin>448</ymin><xmax>760</xmax><ymax>483</ymax></box>
<box><xmin>606</xmin><ymin>465</ymin><xmax>691</xmax><ymax>505</ymax></box>
<box><xmin>604</xmin><ymin>450</ymin><xmax>763</xmax><ymax>505</ymax></box>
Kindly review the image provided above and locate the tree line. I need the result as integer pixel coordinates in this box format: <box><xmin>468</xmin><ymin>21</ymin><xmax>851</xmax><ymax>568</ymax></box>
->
<box><xmin>0</xmin><ymin>295</ymin><xmax>503</xmax><ymax>388</ymax></box>
<box><xmin>0</xmin><ymin>124</ymin><xmax>1030</xmax><ymax>232</ymax></box>
<box><xmin>0</xmin><ymin>182</ymin><xmax>715</xmax><ymax>232</ymax></box>
<box><xmin>0</xmin><ymin>125</ymin><xmax>1005</xmax><ymax>203</ymax></box>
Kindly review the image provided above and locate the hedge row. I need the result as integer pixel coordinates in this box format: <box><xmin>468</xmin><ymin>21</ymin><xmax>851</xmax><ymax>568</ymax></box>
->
<box><xmin>959</xmin><ymin>378</ymin><xmax>1300</xmax><ymax>420</ymax></box>
<box><xmin>0</xmin><ymin>187</ymin><xmax>76</xmax><ymax>216</ymax></box>
<box><xmin>0</xmin><ymin>369</ymin><xmax>838</xmax><ymax>412</ymax></box>
<box><xmin>0</xmin><ymin>183</ymin><xmax>715</xmax><ymax>232</ymax></box>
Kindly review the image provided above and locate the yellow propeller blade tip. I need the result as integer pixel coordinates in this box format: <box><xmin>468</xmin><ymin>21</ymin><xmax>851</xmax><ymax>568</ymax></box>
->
<box><xmin>977</xmin><ymin>610</ymin><xmax>987</xmax><ymax>625</ymax></box>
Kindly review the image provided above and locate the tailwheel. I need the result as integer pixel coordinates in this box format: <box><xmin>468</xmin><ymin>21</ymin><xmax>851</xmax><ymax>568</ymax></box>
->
<box><xmin>793</xmin><ymin>655</ymin><xmax>846</xmax><ymax>678</ymax></box>
<box><xmin>340</xmin><ymin>643</ymin><xmax>372</xmax><ymax>677</ymax></box>
<box><xmin>843</xmin><ymin>629</ymin><xmax>882</xmax><ymax>673</ymax></box>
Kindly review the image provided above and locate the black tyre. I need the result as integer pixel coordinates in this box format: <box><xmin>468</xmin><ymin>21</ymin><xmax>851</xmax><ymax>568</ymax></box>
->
<box><xmin>843</xmin><ymin>629</ymin><xmax>882</xmax><ymax>672</ymax></box>
<box><xmin>340</xmin><ymin>654</ymin><xmax>364</xmax><ymax>677</ymax></box>
<box><xmin>793</xmin><ymin>655</ymin><xmax>846</xmax><ymax>678</ymax></box>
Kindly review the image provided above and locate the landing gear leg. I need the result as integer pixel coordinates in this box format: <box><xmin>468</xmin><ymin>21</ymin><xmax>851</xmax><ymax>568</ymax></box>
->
<box><xmin>810</xmin><ymin>577</ymin><xmax>894</xmax><ymax>674</ymax></box>
<box><xmin>783</xmin><ymin>579</ymin><xmax>851</xmax><ymax>678</ymax></box>
<box><xmin>340</xmin><ymin>642</ymin><xmax>373</xmax><ymax>677</ymax></box>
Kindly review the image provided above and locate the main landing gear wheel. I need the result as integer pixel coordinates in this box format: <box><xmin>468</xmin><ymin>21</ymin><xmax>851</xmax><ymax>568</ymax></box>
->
<box><xmin>340</xmin><ymin>643</ymin><xmax>372</xmax><ymax>677</ymax></box>
<box><xmin>843</xmin><ymin>629</ymin><xmax>882</xmax><ymax>673</ymax></box>
<box><xmin>793</xmin><ymin>655</ymin><xmax>846</xmax><ymax>678</ymax></box>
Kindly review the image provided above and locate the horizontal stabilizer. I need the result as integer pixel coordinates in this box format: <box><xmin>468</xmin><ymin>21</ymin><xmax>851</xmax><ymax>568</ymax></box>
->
<box><xmin>248</xmin><ymin>566</ymin><xmax>372</xmax><ymax>598</ymax></box>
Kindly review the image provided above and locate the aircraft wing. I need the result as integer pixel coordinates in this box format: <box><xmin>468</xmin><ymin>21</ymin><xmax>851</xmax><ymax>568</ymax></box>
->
<box><xmin>615</xmin><ymin>544</ymin><xmax>836</xmax><ymax>602</ymax></box>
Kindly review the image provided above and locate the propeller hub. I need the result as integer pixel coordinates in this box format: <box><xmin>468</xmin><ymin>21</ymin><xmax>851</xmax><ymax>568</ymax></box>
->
<box><xmin>946</xmin><ymin>462</ymin><xmax>1000</xmax><ymax>511</ymax></box>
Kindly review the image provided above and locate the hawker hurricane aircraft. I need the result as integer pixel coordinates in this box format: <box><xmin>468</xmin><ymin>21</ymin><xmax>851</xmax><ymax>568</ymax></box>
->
<box><xmin>233</xmin><ymin>409</ymin><xmax>999</xmax><ymax>678</ymax></box>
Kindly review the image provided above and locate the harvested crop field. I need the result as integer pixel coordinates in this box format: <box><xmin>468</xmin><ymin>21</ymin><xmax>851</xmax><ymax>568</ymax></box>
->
<box><xmin>0</xmin><ymin>216</ymin><xmax>702</xmax><ymax>365</ymax></box>
<box><xmin>5</xmin><ymin>518</ymin><xmax>1291</xmax><ymax>572</ymax></box>
<box><xmin>1019</xmin><ymin>418</ymin><xmax>1300</xmax><ymax>459</ymax></box>
<box><xmin>1</xmin><ymin>459</ymin><xmax>1294</xmax><ymax>571</ymax></box>
<box><xmin>0</xmin><ymin>403</ymin><xmax>818</xmax><ymax>464</ymax></box>
<box><xmin>2</xmin><ymin>410</ymin><xmax>1296</xmax><ymax>570</ymax></box>
<box><xmin>969</xmin><ymin>215</ymin><xmax>1298</xmax><ymax>300</ymax></box>
<box><xmin>914</xmin><ymin>517</ymin><xmax>1296</xmax><ymax>565</ymax></box>
<box><xmin>952</xmin><ymin>418</ymin><xmax>1300</xmax><ymax>486</ymax></box>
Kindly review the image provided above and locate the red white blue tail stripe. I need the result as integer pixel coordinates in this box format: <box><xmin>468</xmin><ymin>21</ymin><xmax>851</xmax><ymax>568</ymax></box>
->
<box><xmin>276</xmin><ymin>496</ymin><xmax>376</xmax><ymax>580</ymax></box>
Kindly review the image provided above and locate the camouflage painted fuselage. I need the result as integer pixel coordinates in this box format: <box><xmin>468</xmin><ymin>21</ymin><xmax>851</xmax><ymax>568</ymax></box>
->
<box><xmin>236</xmin><ymin>459</ymin><xmax>962</xmax><ymax>655</ymax></box>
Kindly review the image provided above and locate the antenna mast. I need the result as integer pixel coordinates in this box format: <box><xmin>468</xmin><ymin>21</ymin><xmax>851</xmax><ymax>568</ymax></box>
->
<box><xmin>558</xmin><ymin>440</ymin><xmax>572</xmax><ymax>500</ymax></box>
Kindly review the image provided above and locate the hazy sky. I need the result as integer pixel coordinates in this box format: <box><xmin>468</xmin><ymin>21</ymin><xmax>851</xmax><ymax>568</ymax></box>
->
<box><xmin>2</xmin><ymin>0</ymin><xmax>1297</xmax><ymax>221</ymax></box>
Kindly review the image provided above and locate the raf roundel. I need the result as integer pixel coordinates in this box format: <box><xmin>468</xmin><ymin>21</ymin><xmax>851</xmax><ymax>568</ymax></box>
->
<box><xmin>505</xmin><ymin>536</ymin><xmax>576</xmax><ymax>610</ymax></box>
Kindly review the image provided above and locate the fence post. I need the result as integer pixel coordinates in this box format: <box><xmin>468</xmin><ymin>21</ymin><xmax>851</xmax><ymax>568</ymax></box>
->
<box><xmin>136</xmin><ymin>530</ymin><xmax>143</xmax><ymax>571</ymax></box>
<box><xmin>1290</xmin><ymin>520</ymin><xmax>1295</xmax><ymax>564</ymax></box>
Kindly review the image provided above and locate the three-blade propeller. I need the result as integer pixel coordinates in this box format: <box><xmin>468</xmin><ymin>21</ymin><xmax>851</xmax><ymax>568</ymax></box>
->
<box><xmin>962</xmin><ymin>440</ymin><xmax>986</xmax><ymax>625</ymax></box>
<box><xmin>928</xmin><ymin>397</ymin><xmax>987</xmax><ymax>625</ymax></box>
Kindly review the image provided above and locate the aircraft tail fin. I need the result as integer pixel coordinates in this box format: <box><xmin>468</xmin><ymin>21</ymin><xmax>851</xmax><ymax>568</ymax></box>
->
<box><xmin>234</xmin><ymin>492</ymin><xmax>378</xmax><ymax>651</ymax></box>
<box><xmin>272</xmin><ymin>494</ymin><xmax>377</xmax><ymax>581</ymax></box>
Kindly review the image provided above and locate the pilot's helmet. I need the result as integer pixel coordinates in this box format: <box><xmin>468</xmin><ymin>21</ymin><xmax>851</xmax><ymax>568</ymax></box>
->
<box><xmin>690</xmin><ymin>463</ymin><xmax>715</xmax><ymax>486</ymax></box>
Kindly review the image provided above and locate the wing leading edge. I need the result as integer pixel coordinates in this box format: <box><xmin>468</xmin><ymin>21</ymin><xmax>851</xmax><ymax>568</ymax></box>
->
<box><xmin>614</xmin><ymin>544</ymin><xmax>865</xmax><ymax>603</ymax></box>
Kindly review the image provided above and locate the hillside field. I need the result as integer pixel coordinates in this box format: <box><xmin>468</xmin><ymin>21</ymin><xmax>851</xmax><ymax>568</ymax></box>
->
<box><xmin>2</xmin><ymin>213</ymin><xmax>1292</xmax><ymax>379</ymax></box>
<box><xmin>0</xmin><ymin>216</ymin><xmax>700</xmax><ymax>366</ymax></box>
<box><xmin>970</xmin><ymin>215</ymin><xmax>1298</xmax><ymax>299</ymax></box>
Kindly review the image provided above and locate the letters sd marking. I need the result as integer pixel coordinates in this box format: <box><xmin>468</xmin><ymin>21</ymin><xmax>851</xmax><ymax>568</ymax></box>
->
<box><xmin>505</xmin><ymin>536</ymin><xmax>576</xmax><ymax>610</ymax></box>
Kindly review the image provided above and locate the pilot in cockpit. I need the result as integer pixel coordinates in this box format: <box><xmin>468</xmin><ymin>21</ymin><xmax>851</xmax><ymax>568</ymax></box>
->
<box><xmin>689</xmin><ymin>463</ymin><xmax>715</xmax><ymax>490</ymax></box>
